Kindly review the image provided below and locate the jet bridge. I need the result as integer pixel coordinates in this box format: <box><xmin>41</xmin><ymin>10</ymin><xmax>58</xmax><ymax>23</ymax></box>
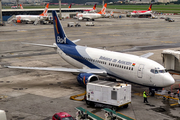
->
<box><xmin>162</xmin><ymin>50</ymin><xmax>180</xmax><ymax>75</ymax></box>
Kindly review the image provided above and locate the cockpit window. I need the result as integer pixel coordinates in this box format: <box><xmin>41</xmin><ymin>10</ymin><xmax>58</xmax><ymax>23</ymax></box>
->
<box><xmin>155</xmin><ymin>70</ymin><xmax>158</xmax><ymax>74</ymax></box>
<box><xmin>151</xmin><ymin>69</ymin><xmax>166</xmax><ymax>74</ymax></box>
<box><xmin>150</xmin><ymin>69</ymin><xmax>154</xmax><ymax>73</ymax></box>
<box><xmin>159</xmin><ymin>70</ymin><xmax>166</xmax><ymax>73</ymax></box>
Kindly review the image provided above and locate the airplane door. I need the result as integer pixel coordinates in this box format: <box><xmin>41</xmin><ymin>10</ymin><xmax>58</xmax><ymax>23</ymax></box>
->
<box><xmin>137</xmin><ymin>64</ymin><xmax>144</xmax><ymax>78</ymax></box>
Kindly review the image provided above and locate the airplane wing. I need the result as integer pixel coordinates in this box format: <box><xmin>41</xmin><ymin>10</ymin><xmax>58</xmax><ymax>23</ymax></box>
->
<box><xmin>21</xmin><ymin>42</ymin><xmax>57</xmax><ymax>48</ymax></box>
<box><xmin>5</xmin><ymin>66</ymin><xmax>107</xmax><ymax>75</ymax></box>
<box><xmin>21</xmin><ymin>39</ymin><xmax>80</xmax><ymax>47</ymax></box>
<box><xmin>140</xmin><ymin>52</ymin><xmax>154</xmax><ymax>58</ymax></box>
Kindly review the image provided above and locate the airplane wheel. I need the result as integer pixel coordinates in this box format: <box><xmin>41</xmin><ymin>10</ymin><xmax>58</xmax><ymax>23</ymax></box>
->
<box><xmin>92</xmin><ymin>19</ymin><xmax>95</xmax><ymax>21</ymax></box>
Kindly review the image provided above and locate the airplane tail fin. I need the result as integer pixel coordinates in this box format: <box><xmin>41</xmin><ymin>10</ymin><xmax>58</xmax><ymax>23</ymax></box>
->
<box><xmin>68</xmin><ymin>4</ymin><xmax>72</xmax><ymax>8</ymax></box>
<box><xmin>40</xmin><ymin>3</ymin><xmax>49</xmax><ymax>16</ymax></box>
<box><xmin>147</xmin><ymin>4</ymin><xmax>152</xmax><ymax>11</ymax></box>
<box><xmin>52</xmin><ymin>11</ymin><xmax>76</xmax><ymax>46</ymax></box>
<box><xmin>110</xmin><ymin>11</ymin><xmax>114</xmax><ymax>16</ymax></box>
<box><xmin>93</xmin><ymin>4</ymin><xmax>96</xmax><ymax>10</ymax></box>
<box><xmin>98</xmin><ymin>3</ymin><xmax>107</xmax><ymax>15</ymax></box>
<box><xmin>20</xmin><ymin>4</ymin><xmax>23</xmax><ymax>9</ymax></box>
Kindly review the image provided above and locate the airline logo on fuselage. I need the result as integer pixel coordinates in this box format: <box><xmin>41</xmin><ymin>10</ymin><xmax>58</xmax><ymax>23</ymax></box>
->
<box><xmin>57</xmin><ymin>36</ymin><xmax>66</xmax><ymax>44</ymax></box>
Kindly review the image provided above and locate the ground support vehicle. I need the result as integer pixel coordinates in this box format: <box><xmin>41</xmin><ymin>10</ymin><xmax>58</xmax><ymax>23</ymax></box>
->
<box><xmin>86</xmin><ymin>80</ymin><xmax>131</xmax><ymax>111</ymax></box>
<box><xmin>0</xmin><ymin>110</ymin><xmax>7</xmax><ymax>120</ymax></box>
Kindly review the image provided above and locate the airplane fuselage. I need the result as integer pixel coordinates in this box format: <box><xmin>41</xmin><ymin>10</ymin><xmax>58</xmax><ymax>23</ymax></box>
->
<box><xmin>131</xmin><ymin>11</ymin><xmax>152</xmax><ymax>15</ymax></box>
<box><xmin>55</xmin><ymin>44</ymin><xmax>174</xmax><ymax>88</ymax></box>
<box><xmin>16</xmin><ymin>15</ymin><xmax>46</xmax><ymax>22</ymax></box>
<box><xmin>77</xmin><ymin>12</ymin><xmax>102</xmax><ymax>20</ymax></box>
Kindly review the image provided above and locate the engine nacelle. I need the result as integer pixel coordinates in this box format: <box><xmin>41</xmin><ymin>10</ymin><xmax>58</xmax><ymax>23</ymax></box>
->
<box><xmin>77</xmin><ymin>73</ymin><xmax>98</xmax><ymax>86</ymax></box>
<box><xmin>78</xmin><ymin>17</ymin><xmax>83</xmax><ymax>21</ymax></box>
<box><xmin>17</xmin><ymin>20</ymin><xmax>21</xmax><ymax>23</ymax></box>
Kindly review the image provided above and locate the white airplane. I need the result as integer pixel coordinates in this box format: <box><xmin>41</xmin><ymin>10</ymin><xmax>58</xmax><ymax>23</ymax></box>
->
<box><xmin>14</xmin><ymin>3</ymin><xmax>49</xmax><ymax>24</ymax></box>
<box><xmin>76</xmin><ymin>3</ymin><xmax>107</xmax><ymax>21</ymax></box>
<box><xmin>131</xmin><ymin>4</ymin><xmax>152</xmax><ymax>16</ymax></box>
<box><xmin>6</xmin><ymin>11</ymin><xmax>175</xmax><ymax>91</ymax></box>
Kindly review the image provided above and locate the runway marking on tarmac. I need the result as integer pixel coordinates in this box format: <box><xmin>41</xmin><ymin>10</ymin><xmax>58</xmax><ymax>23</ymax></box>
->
<box><xmin>84</xmin><ymin>32</ymin><xmax>92</xmax><ymax>34</ymax></box>
<box><xmin>111</xmin><ymin>35</ymin><xmax>121</xmax><ymax>36</ymax></box>
<box><xmin>161</xmin><ymin>41</ymin><xmax>175</xmax><ymax>44</ymax></box>
<box><xmin>98</xmin><ymin>33</ymin><xmax>108</xmax><ymax>35</ymax></box>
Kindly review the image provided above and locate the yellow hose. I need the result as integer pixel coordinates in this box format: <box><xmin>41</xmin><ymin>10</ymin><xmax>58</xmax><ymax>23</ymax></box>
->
<box><xmin>70</xmin><ymin>91</ymin><xmax>86</xmax><ymax>101</ymax></box>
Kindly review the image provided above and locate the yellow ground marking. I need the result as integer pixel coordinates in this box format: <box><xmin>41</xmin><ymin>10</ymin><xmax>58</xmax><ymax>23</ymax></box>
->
<box><xmin>161</xmin><ymin>41</ymin><xmax>174</xmax><ymax>44</ymax></box>
<box><xmin>84</xmin><ymin>32</ymin><xmax>92</xmax><ymax>34</ymax></box>
<box><xmin>111</xmin><ymin>35</ymin><xmax>121</xmax><ymax>36</ymax></box>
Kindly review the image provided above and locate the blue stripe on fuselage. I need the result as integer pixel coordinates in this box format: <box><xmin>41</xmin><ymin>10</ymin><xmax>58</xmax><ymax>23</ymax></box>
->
<box><xmin>57</xmin><ymin>44</ymin><xmax>99</xmax><ymax>69</ymax></box>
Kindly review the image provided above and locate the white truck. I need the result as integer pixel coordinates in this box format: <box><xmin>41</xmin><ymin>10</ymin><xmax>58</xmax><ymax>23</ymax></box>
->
<box><xmin>0</xmin><ymin>110</ymin><xmax>7</xmax><ymax>120</ymax></box>
<box><xmin>86</xmin><ymin>81</ymin><xmax>131</xmax><ymax>111</ymax></box>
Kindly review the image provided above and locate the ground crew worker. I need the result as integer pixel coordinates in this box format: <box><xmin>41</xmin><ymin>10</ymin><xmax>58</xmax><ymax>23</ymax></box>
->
<box><xmin>177</xmin><ymin>89</ymin><xmax>179</xmax><ymax>97</ymax></box>
<box><xmin>143</xmin><ymin>90</ymin><xmax>148</xmax><ymax>103</ymax></box>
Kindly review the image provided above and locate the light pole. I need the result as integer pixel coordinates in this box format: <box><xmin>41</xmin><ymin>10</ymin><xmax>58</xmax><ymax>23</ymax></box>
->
<box><xmin>0</xmin><ymin>0</ymin><xmax>2</xmax><ymax>23</ymax></box>
<box><xmin>58</xmin><ymin>0</ymin><xmax>62</xmax><ymax>19</ymax></box>
<box><xmin>16</xmin><ymin>0</ymin><xmax>19</xmax><ymax>8</ymax></box>
<box><xmin>102</xmin><ymin>0</ymin><xmax>104</xmax><ymax>6</ymax></box>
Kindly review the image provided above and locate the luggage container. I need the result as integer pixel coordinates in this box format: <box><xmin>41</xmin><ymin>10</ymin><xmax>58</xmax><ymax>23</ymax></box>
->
<box><xmin>86</xmin><ymin>80</ymin><xmax>131</xmax><ymax>111</ymax></box>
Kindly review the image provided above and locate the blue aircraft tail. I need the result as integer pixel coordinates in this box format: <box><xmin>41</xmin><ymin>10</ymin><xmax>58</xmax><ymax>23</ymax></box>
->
<box><xmin>52</xmin><ymin>11</ymin><xmax>76</xmax><ymax>46</ymax></box>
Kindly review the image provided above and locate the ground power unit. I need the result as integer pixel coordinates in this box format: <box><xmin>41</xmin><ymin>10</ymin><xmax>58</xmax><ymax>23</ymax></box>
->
<box><xmin>86</xmin><ymin>80</ymin><xmax>131</xmax><ymax>111</ymax></box>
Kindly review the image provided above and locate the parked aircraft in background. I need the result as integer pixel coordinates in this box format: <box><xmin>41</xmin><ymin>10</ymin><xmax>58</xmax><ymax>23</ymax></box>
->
<box><xmin>83</xmin><ymin>4</ymin><xmax>96</xmax><ymax>12</ymax></box>
<box><xmin>6</xmin><ymin>11</ymin><xmax>175</xmax><ymax>93</ymax></box>
<box><xmin>20</xmin><ymin>4</ymin><xmax>23</xmax><ymax>9</ymax></box>
<box><xmin>131</xmin><ymin>4</ymin><xmax>152</xmax><ymax>16</ymax></box>
<box><xmin>68</xmin><ymin>4</ymin><xmax>72</xmax><ymax>8</ymax></box>
<box><xmin>11</xmin><ymin>5</ymin><xmax>18</xmax><ymax>9</ymax></box>
<box><xmin>13</xmin><ymin>3</ymin><xmax>49</xmax><ymax>24</ymax></box>
<box><xmin>104</xmin><ymin>11</ymin><xmax>114</xmax><ymax>18</ymax></box>
<box><xmin>76</xmin><ymin>3</ymin><xmax>107</xmax><ymax>21</ymax></box>
<box><xmin>11</xmin><ymin>4</ymin><xmax>23</xmax><ymax>9</ymax></box>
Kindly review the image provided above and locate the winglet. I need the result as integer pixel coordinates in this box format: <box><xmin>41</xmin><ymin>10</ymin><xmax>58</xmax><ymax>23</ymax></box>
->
<box><xmin>98</xmin><ymin>3</ymin><xmax>107</xmax><ymax>15</ymax></box>
<box><xmin>147</xmin><ymin>4</ymin><xmax>152</xmax><ymax>11</ymax></box>
<box><xmin>40</xmin><ymin>3</ymin><xmax>49</xmax><ymax>16</ymax></box>
<box><xmin>52</xmin><ymin>11</ymin><xmax>76</xmax><ymax>46</ymax></box>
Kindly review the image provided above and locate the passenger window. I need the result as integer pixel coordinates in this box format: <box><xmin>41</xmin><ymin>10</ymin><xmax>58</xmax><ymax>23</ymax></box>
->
<box><xmin>131</xmin><ymin>68</ymin><xmax>133</xmax><ymax>70</ymax></box>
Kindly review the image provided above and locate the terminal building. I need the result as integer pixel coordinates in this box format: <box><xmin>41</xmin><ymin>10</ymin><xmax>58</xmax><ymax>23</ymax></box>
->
<box><xmin>2</xmin><ymin>8</ymin><xmax>90</xmax><ymax>21</ymax></box>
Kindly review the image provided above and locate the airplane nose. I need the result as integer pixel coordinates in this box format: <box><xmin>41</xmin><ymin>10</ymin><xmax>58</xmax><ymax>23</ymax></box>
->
<box><xmin>163</xmin><ymin>74</ymin><xmax>175</xmax><ymax>87</ymax></box>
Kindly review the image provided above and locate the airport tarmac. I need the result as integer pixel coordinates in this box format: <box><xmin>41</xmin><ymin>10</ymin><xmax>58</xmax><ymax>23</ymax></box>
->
<box><xmin>1</xmin><ymin>16</ymin><xmax>180</xmax><ymax>120</ymax></box>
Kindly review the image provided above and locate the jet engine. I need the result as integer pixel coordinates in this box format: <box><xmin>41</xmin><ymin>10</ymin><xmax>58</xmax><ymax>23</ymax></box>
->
<box><xmin>17</xmin><ymin>20</ymin><xmax>21</xmax><ymax>23</ymax></box>
<box><xmin>78</xmin><ymin>17</ymin><xmax>83</xmax><ymax>21</ymax></box>
<box><xmin>77</xmin><ymin>73</ymin><xmax>99</xmax><ymax>86</ymax></box>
